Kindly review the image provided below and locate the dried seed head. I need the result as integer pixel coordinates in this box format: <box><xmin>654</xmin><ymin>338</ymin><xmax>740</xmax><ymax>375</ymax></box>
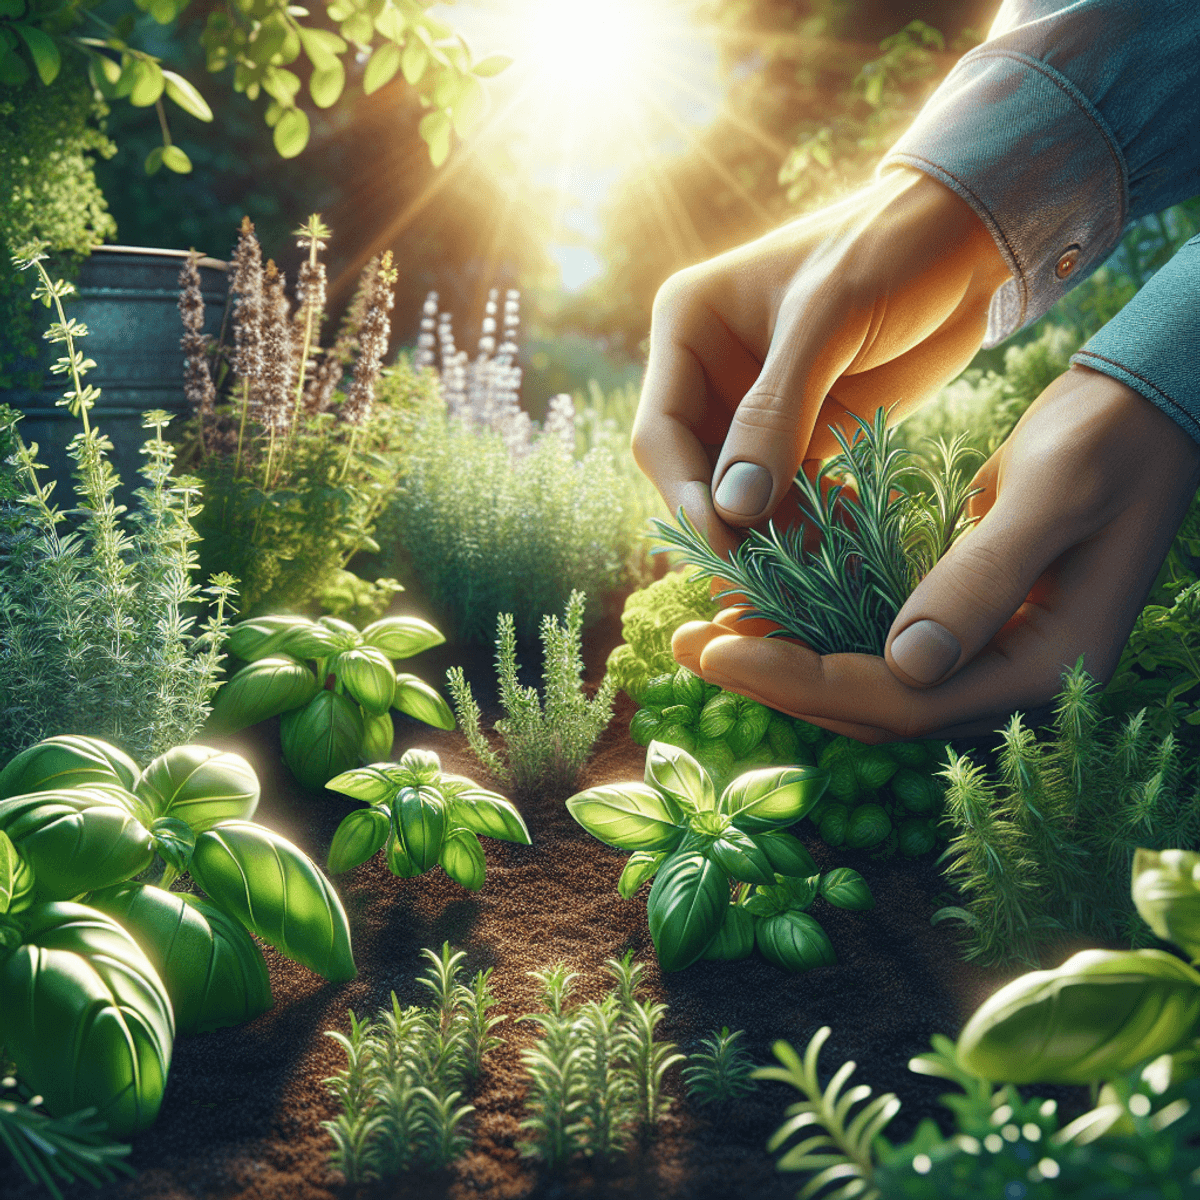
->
<box><xmin>178</xmin><ymin>250</ymin><xmax>216</xmax><ymax>425</ymax></box>
<box><xmin>342</xmin><ymin>251</ymin><xmax>396</xmax><ymax>427</ymax></box>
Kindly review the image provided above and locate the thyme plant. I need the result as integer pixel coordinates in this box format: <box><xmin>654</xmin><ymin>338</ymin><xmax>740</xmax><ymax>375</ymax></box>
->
<box><xmin>446</xmin><ymin>590</ymin><xmax>617</xmax><ymax>799</ymax></box>
<box><xmin>321</xmin><ymin>942</ymin><xmax>503</xmax><ymax>1184</ymax></box>
<box><xmin>650</xmin><ymin>407</ymin><xmax>982</xmax><ymax>656</ymax></box>
<box><xmin>683</xmin><ymin>1027</ymin><xmax>759</xmax><ymax>1108</ymax></box>
<box><xmin>0</xmin><ymin>246</ymin><xmax>234</xmax><ymax>763</ymax></box>
<box><xmin>935</xmin><ymin>659</ymin><xmax>1200</xmax><ymax>965</ymax></box>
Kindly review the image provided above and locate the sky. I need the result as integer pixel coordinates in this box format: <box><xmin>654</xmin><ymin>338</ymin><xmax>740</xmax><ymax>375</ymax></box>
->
<box><xmin>431</xmin><ymin>0</ymin><xmax>724</xmax><ymax>290</ymax></box>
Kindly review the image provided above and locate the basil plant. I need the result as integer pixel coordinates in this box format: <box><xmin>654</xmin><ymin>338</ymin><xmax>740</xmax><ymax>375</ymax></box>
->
<box><xmin>207</xmin><ymin>613</ymin><xmax>455</xmax><ymax>790</ymax></box>
<box><xmin>957</xmin><ymin>848</ymin><xmax>1200</xmax><ymax>1101</ymax></box>
<box><xmin>325</xmin><ymin>748</ymin><xmax>531</xmax><ymax>890</ymax></box>
<box><xmin>0</xmin><ymin>734</ymin><xmax>357</xmax><ymax>1138</ymax></box>
<box><xmin>566</xmin><ymin>741</ymin><xmax>869</xmax><ymax>973</ymax></box>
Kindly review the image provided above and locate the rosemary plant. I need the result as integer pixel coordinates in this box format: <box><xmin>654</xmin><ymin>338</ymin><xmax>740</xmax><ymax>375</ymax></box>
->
<box><xmin>649</xmin><ymin>407</ymin><xmax>981</xmax><ymax>656</ymax></box>
<box><xmin>683</xmin><ymin>1027</ymin><xmax>759</xmax><ymax>1108</ymax></box>
<box><xmin>517</xmin><ymin>954</ymin><xmax>682</xmax><ymax>1170</ymax></box>
<box><xmin>1</xmin><ymin>1062</ymin><xmax>134</xmax><ymax>1200</ymax></box>
<box><xmin>446</xmin><ymin>590</ymin><xmax>617</xmax><ymax>799</ymax></box>
<box><xmin>321</xmin><ymin>943</ymin><xmax>503</xmax><ymax>1183</ymax></box>
<box><xmin>936</xmin><ymin>659</ymin><xmax>1200</xmax><ymax>965</ymax></box>
<box><xmin>0</xmin><ymin>246</ymin><xmax>235</xmax><ymax>763</ymax></box>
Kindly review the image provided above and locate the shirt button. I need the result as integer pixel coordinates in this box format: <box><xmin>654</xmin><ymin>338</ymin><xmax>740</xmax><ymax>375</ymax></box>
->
<box><xmin>1055</xmin><ymin>246</ymin><xmax>1080</xmax><ymax>279</ymax></box>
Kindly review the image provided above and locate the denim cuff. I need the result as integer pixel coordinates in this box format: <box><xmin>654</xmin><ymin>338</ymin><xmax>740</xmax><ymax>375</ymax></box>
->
<box><xmin>1071</xmin><ymin>234</ymin><xmax>1200</xmax><ymax>445</ymax></box>
<box><xmin>879</xmin><ymin>48</ymin><xmax>1128</xmax><ymax>347</ymax></box>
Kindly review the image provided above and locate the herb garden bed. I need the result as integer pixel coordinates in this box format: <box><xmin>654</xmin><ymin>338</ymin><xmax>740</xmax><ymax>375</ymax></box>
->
<box><xmin>0</xmin><ymin>615</ymin><xmax>1092</xmax><ymax>1200</ymax></box>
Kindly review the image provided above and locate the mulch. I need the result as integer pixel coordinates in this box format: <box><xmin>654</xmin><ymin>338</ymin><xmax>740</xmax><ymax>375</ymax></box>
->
<box><xmin>0</xmin><ymin>605</ymin><xmax>1091</xmax><ymax>1200</ymax></box>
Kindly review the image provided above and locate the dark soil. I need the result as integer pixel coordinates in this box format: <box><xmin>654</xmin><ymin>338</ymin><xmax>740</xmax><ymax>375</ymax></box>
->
<box><xmin>0</xmin><ymin>608</ymin><xmax>1090</xmax><ymax>1200</ymax></box>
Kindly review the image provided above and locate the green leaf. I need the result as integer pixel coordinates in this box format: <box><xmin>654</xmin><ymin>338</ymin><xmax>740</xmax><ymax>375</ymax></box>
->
<box><xmin>819</xmin><ymin>867</ymin><xmax>875</xmax><ymax>911</ymax></box>
<box><xmin>149</xmin><ymin>817</ymin><xmax>195</xmax><ymax>876</ymax></box>
<box><xmin>327</xmin><ymin>806</ymin><xmax>390</xmax><ymax>873</ymax></box>
<box><xmin>0</xmin><ymin>788</ymin><xmax>154</xmax><ymax>901</ymax></box>
<box><xmin>0</xmin><ymin>735</ymin><xmax>139</xmax><ymax>799</ymax></box>
<box><xmin>707</xmin><ymin>827</ymin><xmax>775</xmax><ymax>885</ymax></box>
<box><xmin>845</xmin><ymin>803</ymin><xmax>891</xmax><ymax>850</ymax></box>
<box><xmin>281</xmin><ymin>691</ymin><xmax>365</xmax><ymax>790</ymax></box>
<box><xmin>363</xmin><ymin>614</ymin><xmax>445</xmax><ymax>658</ymax></box>
<box><xmin>752</xmin><ymin>830</ymin><xmax>818</xmax><ymax>879</ymax></box>
<box><xmin>451</xmin><ymin>72</ymin><xmax>486</xmax><ymax>135</ymax></box>
<box><xmin>14</xmin><ymin>24</ymin><xmax>59</xmax><ymax>85</ymax></box>
<box><xmin>135</xmin><ymin>745</ymin><xmax>260</xmax><ymax>832</ymax></box>
<box><xmin>160</xmin><ymin>144</ymin><xmax>192</xmax><ymax>173</ymax></box>
<box><xmin>128</xmin><ymin>57</ymin><xmax>165</xmax><ymax>106</ymax></box>
<box><xmin>890</xmin><ymin>766</ymin><xmax>941</xmax><ymax>814</ymax></box>
<box><xmin>309</xmin><ymin>59</ymin><xmax>344</xmax><ymax>108</ymax></box>
<box><xmin>360</xmin><ymin>711</ymin><xmax>395</xmax><ymax>763</ymax></box>
<box><xmin>617</xmin><ymin>850</ymin><xmax>666</xmax><ymax>899</ymax></box>
<box><xmin>1132</xmin><ymin>848</ymin><xmax>1200</xmax><ymax>960</ymax></box>
<box><xmin>273</xmin><ymin>106</ymin><xmax>310</xmax><ymax>158</ymax></box>
<box><xmin>325</xmin><ymin>765</ymin><xmax>395</xmax><ymax>804</ymax></box>
<box><xmin>391</xmin><ymin>673</ymin><xmax>456</xmax><ymax>730</ymax></box>
<box><xmin>189</xmin><ymin>820</ymin><xmax>356</xmax><ymax>982</ymax></box>
<box><xmin>87</xmin><ymin>884</ymin><xmax>271</xmax><ymax>1035</ymax></box>
<box><xmin>0</xmin><ymin>902</ymin><xmax>173</xmax><ymax>1137</ymax></box>
<box><xmin>472</xmin><ymin>53</ymin><xmax>512</xmax><ymax>77</ymax></box>
<box><xmin>227</xmin><ymin>615</ymin><xmax>321</xmax><ymax>662</ymax></box>
<box><xmin>698</xmin><ymin>693</ymin><xmax>738</xmax><ymax>739</ymax></box>
<box><xmin>727</xmin><ymin>699</ymin><xmax>772</xmax><ymax>758</ymax></box>
<box><xmin>722</xmin><ymin>765</ymin><xmax>829</xmax><ymax>832</ymax></box>
<box><xmin>332</xmin><ymin>645</ymin><xmax>396</xmax><ymax>716</ymax></box>
<box><xmin>162</xmin><ymin>69</ymin><xmax>212</xmax><ymax>120</ymax></box>
<box><xmin>448</xmin><ymin>787</ymin><xmax>530</xmax><ymax>845</ymax></box>
<box><xmin>756</xmin><ymin>910</ymin><xmax>836</xmax><ymax>973</ymax></box>
<box><xmin>701</xmin><ymin>901</ymin><xmax>756</xmax><ymax>961</ymax></box>
<box><xmin>401</xmin><ymin>38</ymin><xmax>428</xmax><ymax>84</ymax></box>
<box><xmin>957</xmin><ymin>948</ymin><xmax>1200</xmax><ymax>1084</ymax></box>
<box><xmin>0</xmin><ymin>48</ymin><xmax>31</xmax><ymax>86</ymax></box>
<box><xmin>363</xmin><ymin>41</ymin><xmax>401</xmax><ymax>94</ymax></box>
<box><xmin>385</xmin><ymin>830</ymin><xmax>423</xmax><ymax>878</ymax></box>
<box><xmin>419</xmin><ymin>108</ymin><xmax>451</xmax><ymax>166</ymax></box>
<box><xmin>439</xmin><ymin>827</ymin><xmax>486</xmax><ymax>890</ymax></box>
<box><xmin>645</xmin><ymin>740</ymin><xmax>715</xmax><ymax>812</ymax></box>
<box><xmin>208</xmin><ymin>656</ymin><xmax>319</xmax><ymax>733</ymax></box>
<box><xmin>144</xmin><ymin>145</ymin><xmax>164</xmax><ymax>175</ymax></box>
<box><xmin>393</xmin><ymin>785</ymin><xmax>446</xmax><ymax>872</ymax></box>
<box><xmin>566</xmin><ymin>782</ymin><xmax>685</xmax><ymax>852</ymax></box>
<box><xmin>646</xmin><ymin>848</ymin><xmax>729</xmax><ymax>972</ymax></box>
<box><xmin>0</xmin><ymin>829</ymin><xmax>34</xmax><ymax>914</ymax></box>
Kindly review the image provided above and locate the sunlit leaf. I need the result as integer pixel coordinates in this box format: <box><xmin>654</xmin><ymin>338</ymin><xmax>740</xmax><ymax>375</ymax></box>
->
<box><xmin>363</xmin><ymin>41</ymin><xmax>401</xmax><ymax>94</ymax></box>
<box><xmin>309</xmin><ymin>60</ymin><xmax>344</xmax><ymax>108</ymax></box>
<box><xmin>162</xmin><ymin>69</ymin><xmax>213</xmax><ymax>120</ymax></box>
<box><xmin>14</xmin><ymin>23</ymin><xmax>59</xmax><ymax>85</ymax></box>
<box><xmin>273</xmin><ymin>106</ymin><xmax>310</xmax><ymax>158</ymax></box>
<box><xmin>472</xmin><ymin>53</ymin><xmax>511</xmax><ymax>78</ymax></box>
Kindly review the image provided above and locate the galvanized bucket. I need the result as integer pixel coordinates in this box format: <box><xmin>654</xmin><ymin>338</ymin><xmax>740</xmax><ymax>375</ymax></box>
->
<box><xmin>2</xmin><ymin>245</ymin><xmax>228</xmax><ymax>497</ymax></box>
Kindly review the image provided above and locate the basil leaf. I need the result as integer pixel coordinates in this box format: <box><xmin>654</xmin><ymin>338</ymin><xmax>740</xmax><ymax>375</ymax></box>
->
<box><xmin>360</xmin><ymin>711</ymin><xmax>395</xmax><ymax>764</ymax></box>
<box><xmin>392</xmin><ymin>672</ymin><xmax>456</xmax><ymax>730</ymax></box>
<box><xmin>449</xmin><ymin>789</ymin><xmax>531</xmax><ymax>845</ymax></box>
<box><xmin>393</xmin><ymin>785</ymin><xmax>446</xmax><ymax>872</ymax></box>
<box><xmin>645</xmin><ymin>740</ymin><xmax>716</xmax><ymax>813</ymax></box>
<box><xmin>0</xmin><ymin>788</ymin><xmax>154</xmax><ymax>900</ymax></box>
<box><xmin>1132</xmin><ymin>848</ymin><xmax>1200</xmax><ymax>960</ymax></box>
<box><xmin>0</xmin><ymin>901</ymin><xmax>173</xmax><ymax>1137</ymax></box>
<box><xmin>701</xmin><ymin>902</ymin><xmax>756</xmax><ymax>961</ymax></box>
<box><xmin>0</xmin><ymin>735</ymin><xmax>140</xmax><ymax>799</ymax></box>
<box><xmin>753</xmin><ymin>830</ymin><xmax>819</xmax><ymax>879</ymax></box>
<box><xmin>958</xmin><ymin>948</ymin><xmax>1200</xmax><ymax>1085</ymax></box>
<box><xmin>88</xmin><ymin>883</ymin><xmax>271</xmax><ymax>1035</ymax></box>
<box><xmin>362</xmin><ymin>615</ymin><xmax>445</xmax><ymax>659</ymax></box>
<box><xmin>0</xmin><ymin>829</ymin><xmax>34</xmax><ymax>914</ymax></box>
<box><xmin>332</xmin><ymin>646</ymin><xmax>396</xmax><ymax>716</ymax></box>
<box><xmin>207</xmin><ymin>655</ymin><xmax>319</xmax><ymax>733</ymax></box>
<box><xmin>707</xmin><ymin>828</ymin><xmax>775</xmax><ymax>885</ymax></box>
<box><xmin>646</xmin><ymin>849</ymin><xmax>729</xmax><ymax>972</ymax></box>
<box><xmin>566</xmin><ymin>782</ymin><xmax>685</xmax><ymax>852</ymax></box>
<box><xmin>136</xmin><ymin>745</ymin><xmax>260</xmax><ymax>831</ymax></box>
<box><xmin>280</xmin><ymin>691</ymin><xmax>365</xmax><ymax>791</ymax></box>
<box><xmin>327</xmin><ymin>806</ymin><xmax>390</xmax><ymax>874</ymax></box>
<box><xmin>439</xmin><ymin>827</ymin><xmax>486</xmax><ymax>891</ymax></box>
<box><xmin>385</xmin><ymin>830</ymin><xmax>424</xmax><ymax>878</ymax></box>
<box><xmin>149</xmin><ymin>817</ymin><xmax>196</xmax><ymax>876</ymax></box>
<box><xmin>722</xmin><ymin>765</ymin><xmax>830</xmax><ymax>832</ymax></box>
<box><xmin>756</xmin><ymin>910</ymin><xmax>836</xmax><ymax>973</ymax></box>
<box><xmin>189</xmin><ymin>821</ymin><xmax>356</xmax><ymax>983</ymax></box>
<box><xmin>617</xmin><ymin>850</ymin><xmax>666</xmax><ymax>899</ymax></box>
<box><xmin>326</xmin><ymin>765</ymin><xmax>395</xmax><ymax>805</ymax></box>
<box><xmin>819</xmin><ymin>867</ymin><xmax>875</xmax><ymax>911</ymax></box>
<box><xmin>226</xmin><ymin>614</ymin><xmax>318</xmax><ymax>662</ymax></box>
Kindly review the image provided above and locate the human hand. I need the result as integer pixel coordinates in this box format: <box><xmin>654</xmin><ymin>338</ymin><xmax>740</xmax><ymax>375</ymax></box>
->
<box><xmin>631</xmin><ymin>167</ymin><xmax>1011</xmax><ymax>558</ymax></box>
<box><xmin>671</xmin><ymin>367</ymin><xmax>1200</xmax><ymax>742</ymax></box>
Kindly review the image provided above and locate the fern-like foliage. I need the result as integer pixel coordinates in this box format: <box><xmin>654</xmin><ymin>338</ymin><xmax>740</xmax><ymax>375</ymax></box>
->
<box><xmin>755</xmin><ymin>1026</ymin><xmax>900</xmax><ymax>1200</ymax></box>
<box><xmin>446</xmin><ymin>589</ymin><xmax>616</xmax><ymax>799</ymax></box>
<box><xmin>683</xmin><ymin>1027</ymin><xmax>759</xmax><ymax>1107</ymax></box>
<box><xmin>936</xmin><ymin>658</ymin><xmax>1200</xmax><ymax>965</ymax></box>
<box><xmin>649</xmin><ymin>407</ymin><xmax>980</xmax><ymax>656</ymax></box>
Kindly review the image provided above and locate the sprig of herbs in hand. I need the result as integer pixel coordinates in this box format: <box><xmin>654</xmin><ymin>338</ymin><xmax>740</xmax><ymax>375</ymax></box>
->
<box><xmin>650</xmin><ymin>407</ymin><xmax>982</xmax><ymax>656</ymax></box>
<box><xmin>1</xmin><ymin>245</ymin><xmax>235</xmax><ymax>763</ymax></box>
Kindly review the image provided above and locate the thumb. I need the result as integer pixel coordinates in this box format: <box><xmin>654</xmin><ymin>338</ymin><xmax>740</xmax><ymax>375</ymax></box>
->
<box><xmin>883</xmin><ymin>484</ymin><xmax>1072</xmax><ymax>687</ymax></box>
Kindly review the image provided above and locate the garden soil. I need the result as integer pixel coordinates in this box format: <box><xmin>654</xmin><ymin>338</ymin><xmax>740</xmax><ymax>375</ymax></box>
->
<box><xmin>0</xmin><ymin>606</ymin><xmax>1093</xmax><ymax>1200</ymax></box>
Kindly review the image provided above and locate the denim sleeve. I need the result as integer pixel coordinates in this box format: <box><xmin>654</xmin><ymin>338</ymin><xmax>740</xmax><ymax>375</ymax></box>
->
<box><xmin>877</xmin><ymin>0</ymin><xmax>1200</xmax><ymax>350</ymax></box>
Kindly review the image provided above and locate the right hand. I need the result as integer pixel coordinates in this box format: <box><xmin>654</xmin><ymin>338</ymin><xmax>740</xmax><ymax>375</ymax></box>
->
<box><xmin>631</xmin><ymin>166</ymin><xmax>1012</xmax><ymax>559</ymax></box>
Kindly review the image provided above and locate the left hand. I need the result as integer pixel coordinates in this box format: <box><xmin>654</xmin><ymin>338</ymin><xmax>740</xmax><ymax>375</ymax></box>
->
<box><xmin>670</xmin><ymin>366</ymin><xmax>1200</xmax><ymax>743</ymax></box>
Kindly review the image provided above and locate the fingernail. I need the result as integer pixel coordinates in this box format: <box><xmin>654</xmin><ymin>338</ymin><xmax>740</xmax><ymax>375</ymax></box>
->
<box><xmin>891</xmin><ymin>620</ymin><xmax>961</xmax><ymax>684</ymax></box>
<box><xmin>714</xmin><ymin>462</ymin><xmax>773</xmax><ymax>517</ymax></box>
